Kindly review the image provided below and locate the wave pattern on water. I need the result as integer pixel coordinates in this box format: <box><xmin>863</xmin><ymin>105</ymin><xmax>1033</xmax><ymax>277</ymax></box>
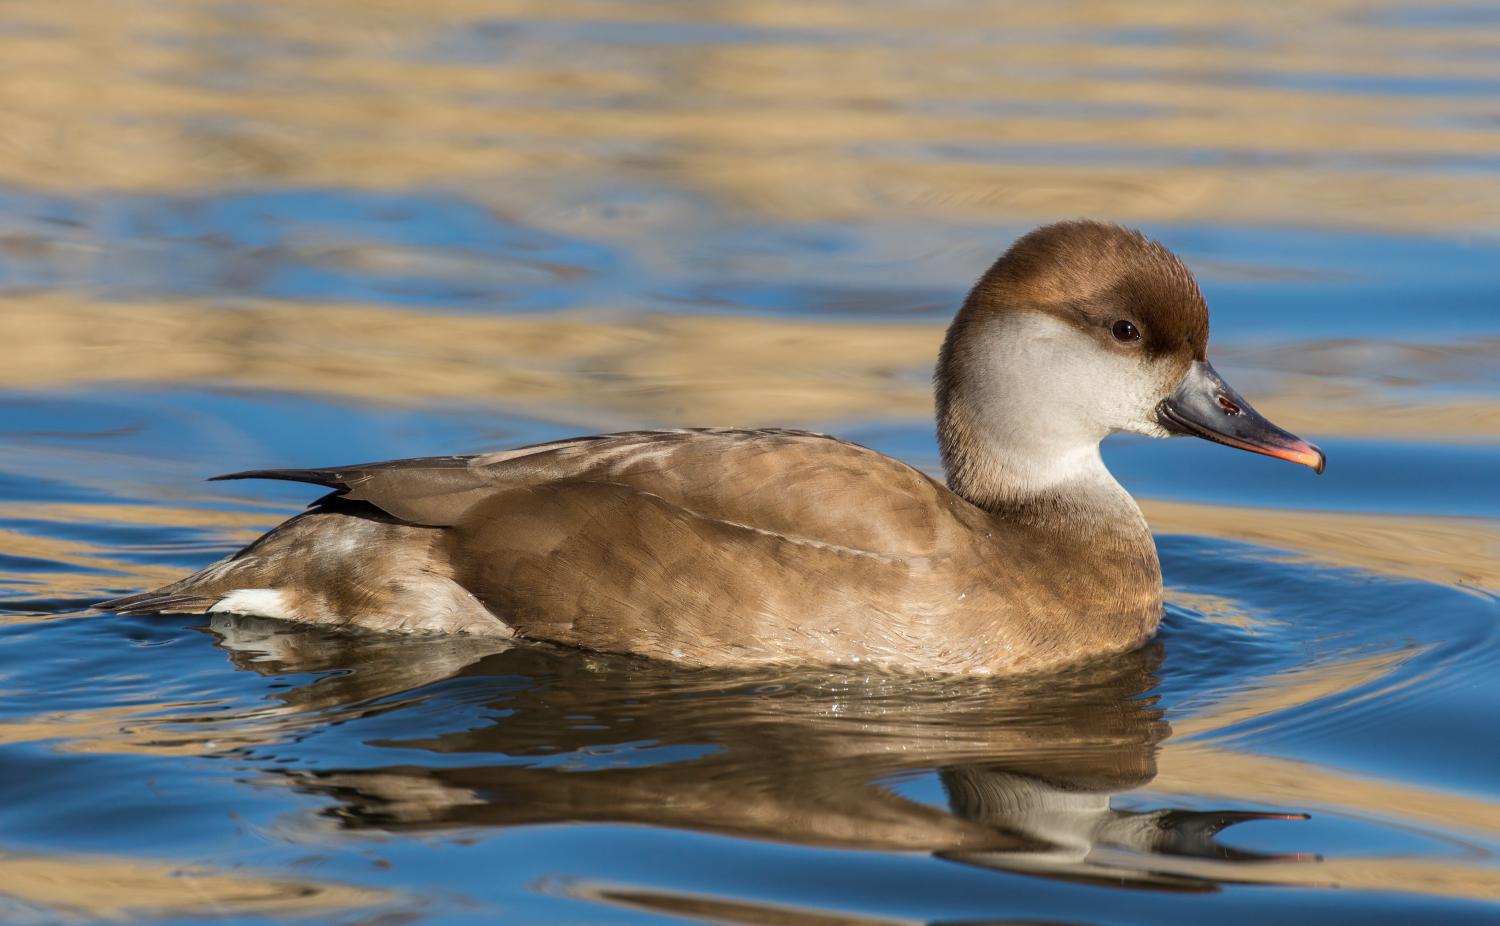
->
<box><xmin>1</xmin><ymin>1</ymin><xmax>1498</xmax><ymax>924</ymax></box>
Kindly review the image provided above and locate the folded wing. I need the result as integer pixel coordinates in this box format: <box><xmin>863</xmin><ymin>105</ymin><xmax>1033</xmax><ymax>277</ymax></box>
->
<box><xmin>213</xmin><ymin>429</ymin><xmax>959</xmax><ymax>557</ymax></box>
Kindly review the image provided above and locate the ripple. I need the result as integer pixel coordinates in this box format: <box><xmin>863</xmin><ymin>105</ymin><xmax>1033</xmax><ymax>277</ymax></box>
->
<box><xmin>0</xmin><ymin>187</ymin><xmax>625</xmax><ymax>312</ymax></box>
<box><xmin>0</xmin><ymin>0</ymin><xmax>1497</xmax><ymax>922</ymax></box>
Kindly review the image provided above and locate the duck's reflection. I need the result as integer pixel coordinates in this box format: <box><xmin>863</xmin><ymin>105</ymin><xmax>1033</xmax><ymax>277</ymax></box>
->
<box><xmin>209</xmin><ymin>615</ymin><xmax>1302</xmax><ymax>892</ymax></box>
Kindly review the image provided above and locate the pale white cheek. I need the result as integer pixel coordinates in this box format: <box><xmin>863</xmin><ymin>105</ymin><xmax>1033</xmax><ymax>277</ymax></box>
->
<box><xmin>1106</xmin><ymin>360</ymin><xmax>1176</xmax><ymax>436</ymax></box>
<box><xmin>960</xmin><ymin>313</ymin><xmax>1182</xmax><ymax>493</ymax></box>
<box><xmin>1039</xmin><ymin>342</ymin><xmax>1171</xmax><ymax>437</ymax></box>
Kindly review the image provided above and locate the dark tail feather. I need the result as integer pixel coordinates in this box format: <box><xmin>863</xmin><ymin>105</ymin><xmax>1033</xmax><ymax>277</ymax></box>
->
<box><xmin>210</xmin><ymin>467</ymin><xmax>352</xmax><ymax>489</ymax></box>
<box><xmin>209</xmin><ymin>456</ymin><xmax>476</xmax><ymax>493</ymax></box>
<box><xmin>96</xmin><ymin>591</ymin><xmax>220</xmax><ymax>616</ymax></box>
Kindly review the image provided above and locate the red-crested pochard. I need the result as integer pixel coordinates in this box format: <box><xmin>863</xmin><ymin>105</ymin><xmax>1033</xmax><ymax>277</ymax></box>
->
<box><xmin>101</xmin><ymin>221</ymin><xmax>1324</xmax><ymax>673</ymax></box>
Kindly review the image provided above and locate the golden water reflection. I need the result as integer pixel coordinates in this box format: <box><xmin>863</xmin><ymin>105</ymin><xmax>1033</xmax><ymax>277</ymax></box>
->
<box><xmin>9</xmin><ymin>620</ymin><xmax>1500</xmax><ymax>904</ymax></box>
<box><xmin>3</xmin><ymin>1</ymin><xmax>1500</xmax><ymax>235</ymax></box>
<box><xmin>0</xmin><ymin>850</ymin><xmax>391</xmax><ymax>923</ymax></box>
<box><xmin>1</xmin><ymin>0</ymin><xmax>1498</xmax><ymax>918</ymax></box>
<box><xmin>6</xmin><ymin>297</ymin><xmax>1496</xmax><ymax>442</ymax></box>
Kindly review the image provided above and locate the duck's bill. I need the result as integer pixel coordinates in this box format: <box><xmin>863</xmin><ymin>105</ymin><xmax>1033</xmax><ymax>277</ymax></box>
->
<box><xmin>1157</xmin><ymin>360</ymin><xmax>1326</xmax><ymax>474</ymax></box>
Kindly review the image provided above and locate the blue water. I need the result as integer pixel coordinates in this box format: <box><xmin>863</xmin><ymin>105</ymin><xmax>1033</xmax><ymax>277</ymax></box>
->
<box><xmin>2</xmin><ymin>2</ymin><xmax>1499</xmax><ymax>923</ymax></box>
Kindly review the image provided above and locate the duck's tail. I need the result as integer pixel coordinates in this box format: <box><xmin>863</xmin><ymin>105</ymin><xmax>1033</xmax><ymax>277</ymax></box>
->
<box><xmin>95</xmin><ymin>504</ymin><xmax>509</xmax><ymax>635</ymax></box>
<box><xmin>95</xmin><ymin>589</ymin><xmax>221</xmax><ymax>615</ymax></box>
<box><xmin>96</xmin><ymin>551</ymin><xmax>252</xmax><ymax>615</ymax></box>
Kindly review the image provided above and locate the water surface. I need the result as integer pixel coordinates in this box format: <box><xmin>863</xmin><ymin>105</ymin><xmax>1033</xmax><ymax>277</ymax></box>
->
<box><xmin>2</xmin><ymin>2</ymin><xmax>1498</xmax><ymax>924</ymax></box>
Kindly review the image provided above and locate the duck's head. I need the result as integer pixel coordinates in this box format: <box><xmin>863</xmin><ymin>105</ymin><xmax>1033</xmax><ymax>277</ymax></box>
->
<box><xmin>936</xmin><ymin>220</ymin><xmax>1323</xmax><ymax>507</ymax></box>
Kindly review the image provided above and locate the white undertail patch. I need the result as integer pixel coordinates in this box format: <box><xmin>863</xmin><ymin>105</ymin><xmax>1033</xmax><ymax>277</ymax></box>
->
<box><xmin>209</xmin><ymin>589</ymin><xmax>299</xmax><ymax>621</ymax></box>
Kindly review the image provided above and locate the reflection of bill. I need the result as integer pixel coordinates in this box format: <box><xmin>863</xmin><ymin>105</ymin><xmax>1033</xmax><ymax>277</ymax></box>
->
<box><xmin>206</xmin><ymin>617</ymin><xmax>1303</xmax><ymax>892</ymax></box>
<box><xmin>942</xmin><ymin>773</ymin><xmax>1310</xmax><ymax>889</ymax></box>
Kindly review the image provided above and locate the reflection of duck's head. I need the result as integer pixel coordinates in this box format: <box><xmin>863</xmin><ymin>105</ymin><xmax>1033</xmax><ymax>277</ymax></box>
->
<box><xmin>938</xmin><ymin>221</ymin><xmax>1323</xmax><ymax>508</ymax></box>
<box><xmin>942</xmin><ymin>765</ymin><xmax>1312</xmax><ymax>890</ymax></box>
<box><xmin>209</xmin><ymin>618</ymin><xmax>1167</xmax><ymax>842</ymax></box>
<box><xmin>208</xmin><ymin>619</ymin><xmax>1308</xmax><ymax>891</ymax></box>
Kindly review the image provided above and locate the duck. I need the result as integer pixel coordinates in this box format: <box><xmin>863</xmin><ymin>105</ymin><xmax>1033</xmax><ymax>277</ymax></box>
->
<box><xmin>99</xmin><ymin>220</ymin><xmax>1324</xmax><ymax>674</ymax></box>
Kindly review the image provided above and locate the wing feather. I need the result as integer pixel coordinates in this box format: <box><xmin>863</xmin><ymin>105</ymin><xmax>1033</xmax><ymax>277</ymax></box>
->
<box><xmin>207</xmin><ymin>429</ymin><xmax>955</xmax><ymax>552</ymax></box>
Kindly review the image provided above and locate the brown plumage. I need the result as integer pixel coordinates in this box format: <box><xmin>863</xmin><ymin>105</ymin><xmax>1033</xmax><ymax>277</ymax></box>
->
<box><xmin>100</xmin><ymin>220</ymin><xmax>1324</xmax><ymax>674</ymax></box>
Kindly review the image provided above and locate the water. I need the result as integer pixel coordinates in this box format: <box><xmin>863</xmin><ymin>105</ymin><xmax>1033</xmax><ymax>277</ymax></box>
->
<box><xmin>2</xmin><ymin>1</ymin><xmax>1498</xmax><ymax>922</ymax></box>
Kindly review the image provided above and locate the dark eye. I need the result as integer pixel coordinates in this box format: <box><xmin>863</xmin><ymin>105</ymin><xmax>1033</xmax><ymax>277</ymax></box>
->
<box><xmin>1111</xmin><ymin>319</ymin><xmax>1140</xmax><ymax>342</ymax></box>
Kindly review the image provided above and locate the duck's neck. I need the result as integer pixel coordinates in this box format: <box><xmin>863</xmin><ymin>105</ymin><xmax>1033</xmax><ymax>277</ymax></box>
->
<box><xmin>934</xmin><ymin>312</ymin><xmax>1146</xmax><ymax>536</ymax></box>
<box><xmin>935</xmin><ymin>309</ymin><xmax>1163</xmax><ymax>653</ymax></box>
<box><xmin>938</xmin><ymin>417</ymin><xmax>1129</xmax><ymax>518</ymax></box>
<box><xmin>940</xmin><ymin>421</ymin><xmax>1148</xmax><ymax>554</ymax></box>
